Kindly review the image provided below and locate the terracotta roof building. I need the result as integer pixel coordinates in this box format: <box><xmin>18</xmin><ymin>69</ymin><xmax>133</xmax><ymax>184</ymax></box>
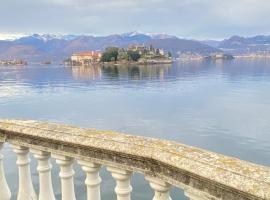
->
<box><xmin>71</xmin><ymin>51</ymin><xmax>102</xmax><ymax>66</ymax></box>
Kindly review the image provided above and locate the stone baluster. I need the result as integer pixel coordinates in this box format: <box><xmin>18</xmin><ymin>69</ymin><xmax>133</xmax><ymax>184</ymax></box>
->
<box><xmin>12</xmin><ymin>144</ymin><xmax>37</xmax><ymax>200</ymax></box>
<box><xmin>107</xmin><ymin>166</ymin><xmax>132</xmax><ymax>200</ymax></box>
<box><xmin>0</xmin><ymin>142</ymin><xmax>11</xmax><ymax>200</ymax></box>
<box><xmin>53</xmin><ymin>154</ymin><xmax>76</xmax><ymax>200</ymax></box>
<box><xmin>78</xmin><ymin>160</ymin><xmax>101</xmax><ymax>200</ymax></box>
<box><xmin>31</xmin><ymin>150</ymin><xmax>55</xmax><ymax>200</ymax></box>
<box><xmin>145</xmin><ymin>176</ymin><xmax>171</xmax><ymax>200</ymax></box>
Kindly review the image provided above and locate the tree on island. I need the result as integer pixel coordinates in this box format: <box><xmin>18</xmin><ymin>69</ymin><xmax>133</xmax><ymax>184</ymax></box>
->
<box><xmin>101</xmin><ymin>47</ymin><xmax>119</xmax><ymax>62</ymax></box>
<box><xmin>127</xmin><ymin>50</ymin><xmax>141</xmax><ymax>61</ymax></box>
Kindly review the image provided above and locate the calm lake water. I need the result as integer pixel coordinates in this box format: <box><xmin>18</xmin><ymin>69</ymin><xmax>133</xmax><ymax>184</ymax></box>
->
<box><xmin>1</xmin><ymin>59</ymin><xmax>270</xmax><ymax>199</ymax></box>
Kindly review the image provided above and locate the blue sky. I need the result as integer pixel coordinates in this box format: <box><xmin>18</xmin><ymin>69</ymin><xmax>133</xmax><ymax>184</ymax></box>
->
<box><xmin>0</xmin><ymin>0</ymin><xmax>270</xmax><ymax>40</ymax></box>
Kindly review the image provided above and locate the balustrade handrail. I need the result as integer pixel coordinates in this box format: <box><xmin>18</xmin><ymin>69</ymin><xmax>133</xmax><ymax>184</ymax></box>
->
<box><xmin>0</xmin><ymin>119</ymin><xmax>270</xmax><ymax>200</ymax></box>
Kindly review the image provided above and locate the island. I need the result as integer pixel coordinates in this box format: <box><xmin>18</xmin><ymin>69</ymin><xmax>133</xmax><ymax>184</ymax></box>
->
<box><xmin>204</xmin><ymin>53</ymin><xmax>234</xmax><ymax>60</ymax></box>
<box><xmin>101</xmin><ymin>45</ymin><xmax>173</xmax><ymax>65</ymax></box>
<box><xmin>0</xmin><ymin>59</ymin><xmax>27</xmax><ymax>66</ymax></box>
<box><xmin>66</xmin><ymin>45</ymin><xmax>173</xmax><ymax>66</ymax></box>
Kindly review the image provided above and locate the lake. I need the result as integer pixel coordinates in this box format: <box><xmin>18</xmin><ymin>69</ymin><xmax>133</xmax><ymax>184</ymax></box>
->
<box><xmin>1</xmin><ymin>58</ymin><xmax>270</xmax><ymax>199</ymax></box>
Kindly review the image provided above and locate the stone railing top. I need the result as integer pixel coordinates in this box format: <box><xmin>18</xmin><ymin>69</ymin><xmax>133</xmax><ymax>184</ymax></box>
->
<box><xmin>0</xmin><ymin>119</ymin><xmax>270</xmax><ymax>200</ymax></box>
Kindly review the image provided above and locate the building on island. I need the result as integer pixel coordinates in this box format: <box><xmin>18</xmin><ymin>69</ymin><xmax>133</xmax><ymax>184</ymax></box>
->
<box><xmin>125</xmin><ymin>44</ymin><xmax>172</xmax><ymax>64</ymax></box>
<box><xmin>71</xmin><ymin>51</ymin><xmax>102</xmax><ymax>66</ymax></box>
<box><xmin>100</xmin><ymin>44</ymin><xmax>173</xmax><ymax>64</ymax></box>
<box><xmin>205</xmin><ymin>53</ymin><xmax>234</xmax><ymax>60</ymax></box>
<box><xmin>0</xmin><ymin>59</ymin><xmax>27</xmax><ymax>66</ymax></box>
<box><xmin>127</xmin><ymin>45</ymin><xmax>165</xmax><ymax>56</ymax></box>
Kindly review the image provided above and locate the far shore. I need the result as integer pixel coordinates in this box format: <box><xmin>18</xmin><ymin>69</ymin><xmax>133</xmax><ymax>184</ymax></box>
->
<box><xmin>234</xmin><ymin>55</ymin><xmax>270</xmax><ymax>59</ymax></box>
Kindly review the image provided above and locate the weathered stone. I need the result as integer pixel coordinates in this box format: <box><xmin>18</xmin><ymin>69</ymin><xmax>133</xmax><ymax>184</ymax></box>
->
<box><xmin>0</xmin><ymin>119</ymin><xmax>269</xmax><ymax>200</ymax></box>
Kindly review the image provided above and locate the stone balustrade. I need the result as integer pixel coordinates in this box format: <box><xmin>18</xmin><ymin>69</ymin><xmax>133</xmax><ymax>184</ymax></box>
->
<box><xmin>0</xmin><ymin>119</ymin><xmax>270</xmax><ymax>200</ymax></box>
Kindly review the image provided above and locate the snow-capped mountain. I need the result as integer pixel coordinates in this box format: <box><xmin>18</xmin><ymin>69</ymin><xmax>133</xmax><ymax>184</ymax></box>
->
<box><xmin>0</xmin><ymin>32</ymin><xmax>219</xmax><ymax>62</ymax></box>
<box><xmin>145</xmin><ymin>33</ymin><xmax>177</xmax><ymax>39</ymax></box>
<box><xmin>121</xmin><ymin>31</ymin><xmax>176</xmax><ymax>39</ymax></box>
<box><xmin>20</xmin><ymin>34</ymin><xmax>81</xmax><ymax>42</ymax></box>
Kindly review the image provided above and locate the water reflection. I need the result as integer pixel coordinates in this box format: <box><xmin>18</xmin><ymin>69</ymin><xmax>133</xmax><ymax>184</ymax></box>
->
<box><xmin>70</xmin><ymin>64</ymin><xmax>172</xmax><ymax>81</ymax></box>
<box><xmin>1</xmin><ymin>59</ymin><xmax>270</xmax><ymax>199</ymax></box>
<box><xmin>71</xmin><ymin>65</ymin><xmax>102</xmax><ymax>80</ymax></box>
<box><xmin>1</xmin><ymin>59</ymin><xmax>270</xmax><ymax>165</ymax></box>
<box><xmin>1</xmin><ymin>59</ymin><xmax>270</xmax><ymax>88</ymax></box>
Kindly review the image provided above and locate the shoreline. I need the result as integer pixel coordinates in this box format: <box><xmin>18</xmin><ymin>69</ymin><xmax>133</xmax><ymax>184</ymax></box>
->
<box><xmin>101</xmin><ymin>59</ymin><xmax>173</xmax><ymax>66</ymax></box>
<box><xmin>234</xmin><ymin>55</ymin><xmax>270</xmax><ymax>59</ymax></box>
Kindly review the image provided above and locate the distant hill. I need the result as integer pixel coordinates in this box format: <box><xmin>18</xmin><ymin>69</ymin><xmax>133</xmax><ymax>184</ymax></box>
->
<box><xmin>200</xmin><ymin>40</ymin><xmax>222</xmax><ymax>48</ymax></box>
<box><xmin>202</xmin><ymin>35</ymin><xmax>270</xmax><ymax>55</ymax></box>
<box><xmin>0</xmin><ymin>32</ymin><xmax>219</xmax><ymax>62</ymax></box>
<box><xmin>146</xmin><ymin>38</ymin><xmax>220</xmax><ymax>56</ymax></box>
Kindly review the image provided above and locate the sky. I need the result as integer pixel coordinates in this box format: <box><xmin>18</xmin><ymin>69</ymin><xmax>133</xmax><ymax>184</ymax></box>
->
<box><xmin>0</xmin><ymin>0</ymin><xmax>270</xmax><ymax>40</ymax></box>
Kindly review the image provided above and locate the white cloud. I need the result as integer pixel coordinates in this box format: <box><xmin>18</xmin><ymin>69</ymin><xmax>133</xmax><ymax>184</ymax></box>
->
<box><xmin>0</xmin><ymin>0</ymin><xmax>270</xmax><ymax>38</ymax></box>
<box><xmin>46</xmin><ymin>0</ymin><xmax>146</xmax><ymax>8</ymax></box>
<box><xmin>211</xmin><ymin>0</ymin><xmax>270</xmax><ymax>25</ymax></box>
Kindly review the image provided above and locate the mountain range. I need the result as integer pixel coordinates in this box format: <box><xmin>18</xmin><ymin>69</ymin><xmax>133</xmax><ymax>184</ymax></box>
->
<box><xmin>0</xmin><ymin>32</ymin><xmax>219</xmax><ymax>62</ymax></box>
<box><xmin>202</xmin><ymin>35</ymin><xmax>270</xmax><ymax>54</ymax></box>
<box><xmin>0</xmin><ymin>32</ymin><xmax>270</xmax><ymax>62</ymax></box>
